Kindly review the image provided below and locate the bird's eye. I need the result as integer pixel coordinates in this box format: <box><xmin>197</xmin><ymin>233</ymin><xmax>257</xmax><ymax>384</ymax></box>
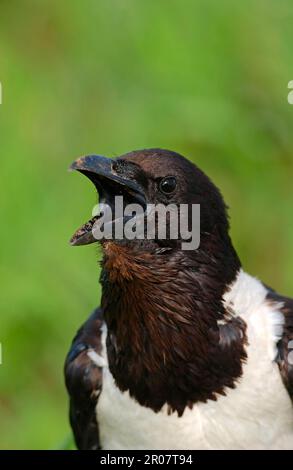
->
<box><xmin>159</xmin><ymin>176</ymin><xmax>177</xmax><ymax>194</ymax></box>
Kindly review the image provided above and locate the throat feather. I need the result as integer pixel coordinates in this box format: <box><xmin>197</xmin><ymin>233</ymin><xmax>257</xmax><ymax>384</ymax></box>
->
<box><xmin>100</xmin><ymin>241</ymin><xmax>246</xmax><ymax>415</ymax></box>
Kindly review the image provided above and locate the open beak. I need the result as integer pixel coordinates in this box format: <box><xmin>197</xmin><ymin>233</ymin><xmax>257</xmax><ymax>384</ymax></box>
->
<box><xmin>69</xmin><ymin>155</ymin><xmax>146</xmax><ymax>246</ymax></box>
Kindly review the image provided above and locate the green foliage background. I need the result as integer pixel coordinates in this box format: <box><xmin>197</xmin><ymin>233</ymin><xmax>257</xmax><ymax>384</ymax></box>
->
<box><xmin>0</xmin><ymin>0</ymin><xmax>293</xmax><ymax>449</ymax></box>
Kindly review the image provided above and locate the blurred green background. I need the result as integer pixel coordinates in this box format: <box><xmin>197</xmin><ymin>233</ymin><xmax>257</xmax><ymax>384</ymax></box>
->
<box><xmin>1</xmin><ymin>0</ymin><xmax>293</xmax><ymax>449</ymax></box>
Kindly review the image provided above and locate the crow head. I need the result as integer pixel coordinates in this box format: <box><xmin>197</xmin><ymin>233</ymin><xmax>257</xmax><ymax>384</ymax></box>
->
<box><xmin>70</xmin><ymin>148</ymin><xmax>229</xmax><ymax>250</ymax></box>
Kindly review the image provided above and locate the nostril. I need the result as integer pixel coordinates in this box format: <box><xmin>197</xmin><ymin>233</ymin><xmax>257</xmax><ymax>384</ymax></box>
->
<box><xmin>112</xmin><ymin>159</ymin><xmax>128</xmax><ymax>175</ymax></box>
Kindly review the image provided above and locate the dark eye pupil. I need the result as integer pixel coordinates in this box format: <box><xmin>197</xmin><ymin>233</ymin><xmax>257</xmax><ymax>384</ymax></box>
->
<box><xmin>159</xmin><ymin>176</ymin><xmax>177</xmax><ymax>194</ymax></box>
